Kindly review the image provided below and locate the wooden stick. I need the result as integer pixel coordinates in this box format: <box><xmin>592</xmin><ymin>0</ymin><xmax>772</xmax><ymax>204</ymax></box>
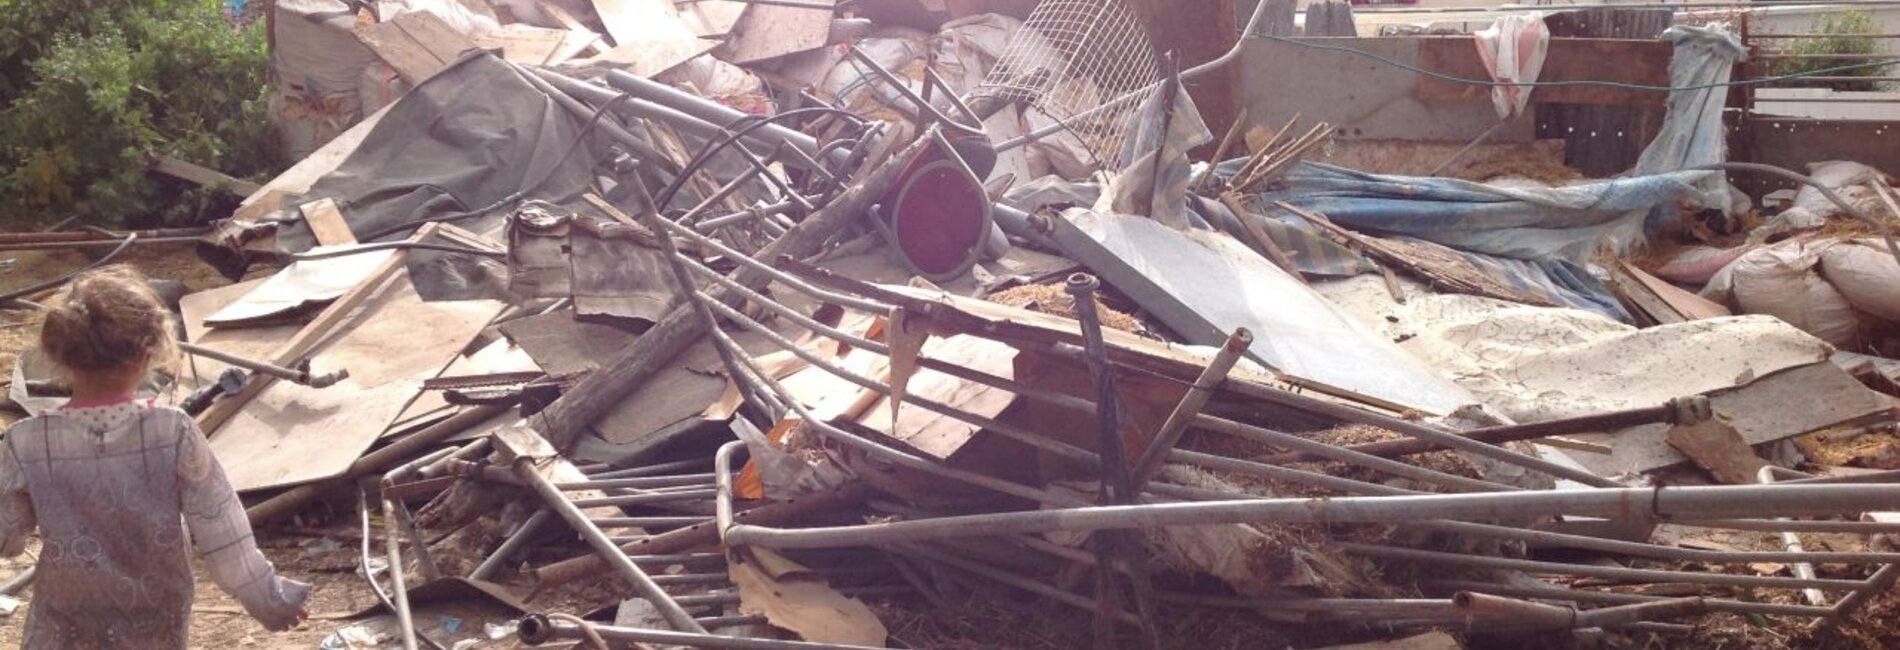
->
<box><xmin>1194</xmin><ymin>108</ymin><xmax>1250</xmax><ymax>193</ymax></box>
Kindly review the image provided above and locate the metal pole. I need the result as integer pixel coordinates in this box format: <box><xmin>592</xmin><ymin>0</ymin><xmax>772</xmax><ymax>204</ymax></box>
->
<box><xmin>515</xmin><ymin>458</ymin><xmax>709</xmax><ymax>634</ymax></box>
<box><xmin>1128</xmin><ymin>328</ymin><xmax>1252</xmax><ymax>488</ymax></box>
<box><xmin>470</xmin><ymin>509</ymin><xmax>553</xmax><ymax>582</ymax></box>
<box><xmin>722</xmin><ymin>484</ymin><xmax>1900</xmax><ymax>549</ymax></box>
<box><xmin>383</xmin><ymin>494</ymin><xmax>421</xmax><ymax>650</ymax></box>
<box><xmin>518</xmin><ymin>614</ymin><xmax>886</xmax><ymax>649</ymax></box>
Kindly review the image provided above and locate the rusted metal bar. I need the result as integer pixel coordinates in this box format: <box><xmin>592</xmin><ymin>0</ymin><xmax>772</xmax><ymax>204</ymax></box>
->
<box><xmin>1250</xmin><ymin>397</ymin><xmax>1703</xmax><ymax>465</ymax></box>
<box><xmin>1128</xmin><ymin>328</ymin><xmax>1252</xmax><ymax>489</ymax></box>
<box><xmin>1067</xmin><ymin>273</ymin><xmax>1161</xmax><ymax>650</ymax></box>
<box><xmin>518</xmin><ymin>614</ymin><xmax>886</xmax><ymax>649</ymax></box>
<box><xmin>531</xmin><ymin>483</ymin><xmax>871</xmax><ymax>588</ymax></box>
<box><xmin>515</xmin><ymin>458</ymin><xmax>708</xmax><ymax>634</ymax></box>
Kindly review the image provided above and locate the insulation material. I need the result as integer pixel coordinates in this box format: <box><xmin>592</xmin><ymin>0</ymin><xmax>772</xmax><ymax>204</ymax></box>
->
<box><xmin>1821</xmin><ymin>238</ymin><xmax>1900</xmax><ymax>323</ymax></box>
<box><xmin>1315</xmin><ymin>275</ymin><xmax>1832</xmax><ymax>423</ymax></box>
<box><xmin>1729</xmin><ymin>239</ymin><xmax>1860</xmax><ymax>347</ymax></box>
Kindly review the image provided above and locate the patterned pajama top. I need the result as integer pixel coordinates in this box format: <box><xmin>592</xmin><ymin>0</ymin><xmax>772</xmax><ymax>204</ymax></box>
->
<box><xmin>0</xmin><ymin>400</ymin><xmax>309</xmax><ymax>648</ymax></box>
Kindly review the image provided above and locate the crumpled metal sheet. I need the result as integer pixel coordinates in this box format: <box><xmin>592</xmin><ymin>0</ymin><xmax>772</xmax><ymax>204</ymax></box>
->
<box><xmin>1049</xmin><ymin>209</ymin><xmax>1475</xmax><ymax>415</ymax></box>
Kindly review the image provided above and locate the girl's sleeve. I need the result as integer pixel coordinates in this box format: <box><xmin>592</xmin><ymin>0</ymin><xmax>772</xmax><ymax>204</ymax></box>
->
<box><xmin>175</xmin><ymin>416</ymin><xmax>310</xmax><ymax>631</ymax></box>
<box><xmin>0</xmin><ymin>437</ymin><xmax>33</xmax><ymax>557</ymax></box>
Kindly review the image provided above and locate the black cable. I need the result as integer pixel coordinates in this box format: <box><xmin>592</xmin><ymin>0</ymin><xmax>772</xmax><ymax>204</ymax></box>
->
<box><xmin>1258</xmin><ymin>34</ymin><xmax>1900</xmax><ymax>92</ymax></box>
<box><xmin>651</xmin><ymin>107</ymin><xmax>870</xmax><ymax>213</ymax></box>
<box><xmin>0</xmin><ymin>233</ymin><xmax>139</xmax><ymax>307</ymax></box>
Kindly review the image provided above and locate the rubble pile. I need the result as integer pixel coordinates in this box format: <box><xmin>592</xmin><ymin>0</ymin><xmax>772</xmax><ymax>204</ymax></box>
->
<box><xmin>3</xmin><ymin>0</ymin><xmax>1900</xmax><ymax>648</ymax></box>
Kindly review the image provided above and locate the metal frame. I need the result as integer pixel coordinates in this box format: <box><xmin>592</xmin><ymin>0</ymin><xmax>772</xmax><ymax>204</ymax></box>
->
<box><xmin>612</xmin><ymin>187</ymin><xmax>1900</xmax><ymax>631</ymax></box>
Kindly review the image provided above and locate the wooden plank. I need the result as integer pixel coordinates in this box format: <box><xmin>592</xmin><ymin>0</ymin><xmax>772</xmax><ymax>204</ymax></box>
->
<box><xmin>1666</xmin><ymin>418</ymin><xmax>1769</xmax><ymax>484</ymax></box>
<box><xmin>1621</xmin><ymin>261</ymin><xmax>1731</xmax><ymax>321</ymax></box>
<box><xmin>1416</xmin><ymin>37</ymin><xmax>1671</xmax><ymax>107</ymax></box>
<box><xmin>538</xmin><ymin>4</ymin><xmax>610</xmax><ymax>58</ymax></box>
<box><xmin>470</xmin><ymin>24</ymin><xmax>574</xmax><ymax>66</ymax></box>
<box><xmin>391</xmin><ymin>10</ymin><xmax>477</xmax><ymax>63</ymax></box>
<box><xmin>717</xmin><ymin>0</ymin><xmax>836</xmax><ymax>64</ymax></box>
<box><xmin>147</xmin><ymin>152</ymin><xmax>264</xmax><ymax>197</ymax></box>
<box><xmin>298</xmin><ymin>198</ymin><xmax>358</xmax><ymax>247</ymax></box>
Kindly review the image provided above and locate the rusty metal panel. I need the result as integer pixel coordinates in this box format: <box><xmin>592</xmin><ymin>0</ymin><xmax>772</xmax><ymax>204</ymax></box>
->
<box><xmin>1730</xmin><ymin>117</ymin><xmax>1900</xmax><ymax>197</ymax></box>
<box><xmin>1416</xmin><ymin>37</ymin><xmax>1673</xmax><ymax>107</ymax></box>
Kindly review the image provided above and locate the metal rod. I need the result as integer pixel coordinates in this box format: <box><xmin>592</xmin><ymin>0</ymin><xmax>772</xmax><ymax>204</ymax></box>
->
<box><xmin>516</xmin><ymin>458</ymin><xmax>708</xmax><ymax>634</ymax></box>
<box><xmin>891</xmin><ymin>544</ymin><xmax>1143</xmax><ymax>627</ymax></box>
<box><xmin>470</xmin><ymin>509</ymin><xmax>554</xmax><ymax>581</ymax></box>
<box><xmin>518</xmin><ymin>614</ymin><xmax>885</xmax><ymax>649</ymax></box>
<box><xmin>556</xmin><ymin>474</ymin><xmax>718</xmax><ymax>491</ymax></box>
<box><xmin>590</xmin><ymin>458</ymin><xmax>711</xmax><ymax>480</ymax></box>
<box><xmin>1067</xmin><ymin>273</ymin><xmax>1161</xmax><ymax>649</ymax></box>
<box><xmin>1405</xmin><ymin>519</ymin><xmax>1900</xmax><ymax>564</ymax></box>
<box><xmin>723</xmin><ymin>484</ymin><xmax>1900</xmax><ymax>549</ymax></box>
<box><xmin>571</xmin><ymin>489</ymin><xmax>719</xmax><ymax>509</ymax></box>
<box><xmin>1760</xmin><ymin>466</ymin><xmax>1829</xmax><ymax>606</ymax></box>
<box><xmin>1251</xmin><ymin>398</ymin><xmax>1694</xmax><ymax>465</ymax></box>
<box><xmin>1345</xmin><ymin>543</ymin><xmax>1863</xmax><ymax>591</ymax></box>
<box><xmin>384</xmin><ymin>494</ymin><xmax>421</xmax><ymax>650</ymax></box>
<box><xmin>1129</xmin><ymin>328</ymin><xmax>1252</xmax><ymax>489</ymax></box>
<box><xmin>1428</xmin><ymin>579</ymin><xmax>1832</xmax><ymax>618</ymax></box>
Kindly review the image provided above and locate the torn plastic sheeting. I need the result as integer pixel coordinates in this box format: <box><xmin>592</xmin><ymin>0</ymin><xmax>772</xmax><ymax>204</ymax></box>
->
<box><xmin>1255</xmin><ymin>161</ymin><xmax>1714</xmax><ymax>264</ymax></box>
<box><xmin>1631</xmin><ymin>25</ymin><xmax>1747</xmax><ymax>232</ymax></box>
<box><xmin>1102</xmin><ymin>80</ymin><xmax>1212</xmax><ymax>229</ymax></box>
<box><xmin>1049</xmin><ymin>209</ymin><xmax>1475</xmax><ymax>416</ymax></box>
<box><xmin>1472</xmin><ymin>14</ymin><xmax>1548</xmax><ymax>119</ymax></box>
<box><xmin>277</xmin><ymin>52</ymin><xmax>609</xmax><ymax>253</ymax></box>
<box><xmin>1192</xmin><ymin>196</ymin><xmax>1628</xmax><ymax>320</ymax></box>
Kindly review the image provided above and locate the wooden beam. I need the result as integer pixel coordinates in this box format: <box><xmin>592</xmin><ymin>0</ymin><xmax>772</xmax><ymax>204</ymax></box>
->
<box><xmin>147</xmin><ymin>152</ymin><xmax>264</xmax><ymax>197</ymax></box>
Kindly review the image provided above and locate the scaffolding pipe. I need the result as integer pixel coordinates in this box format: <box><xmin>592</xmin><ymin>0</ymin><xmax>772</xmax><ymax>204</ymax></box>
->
<box><xmin>515</xmin><ymin>458</ymin><xmax>708</xmax><ymax>634</ymax></box>
<box><xmin>720</xmin><ymin>484</ymin><xmax>1900</xmax><ymax>549</ymax></box>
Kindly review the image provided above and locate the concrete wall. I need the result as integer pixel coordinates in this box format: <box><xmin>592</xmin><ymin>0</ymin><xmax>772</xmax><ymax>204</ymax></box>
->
<box><xmin>1240</xmin><ymin>36</ymin><xmax>1538</xmax><ymax>143</ymax></box>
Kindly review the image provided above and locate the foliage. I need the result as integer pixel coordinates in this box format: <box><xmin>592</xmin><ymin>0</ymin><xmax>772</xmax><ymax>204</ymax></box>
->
<box><xmin>0</xmin><ymin>0</ymin><xmax>280</xmax><ymax>229</ymax></box>
<box><xmin>1769</xmin><ymin>10</ymin><xmax>1893</xmax><ymax>93</ymax></box>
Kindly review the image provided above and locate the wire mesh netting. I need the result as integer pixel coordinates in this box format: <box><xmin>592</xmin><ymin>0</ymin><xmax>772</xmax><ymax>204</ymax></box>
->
<box><xmin>976</xmin><ymin>0</ymin><xmax>1162</xmax><ymax>169</ymax></box>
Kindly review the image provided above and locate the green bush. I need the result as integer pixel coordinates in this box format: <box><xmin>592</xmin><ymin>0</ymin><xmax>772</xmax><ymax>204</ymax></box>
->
<box><xmin>0</xmin><ymin>0</ymin><xmax>281</xmax><ymax>230</ymax></box>
<box><xmin>1769</xmin><ymin>10</ymin><xmax>1893</xmax><ymax>93</ymax></box>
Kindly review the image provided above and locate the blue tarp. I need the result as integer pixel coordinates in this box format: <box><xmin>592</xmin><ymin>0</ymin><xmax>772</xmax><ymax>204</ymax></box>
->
<box><xmin>1253</xmin><ymin>161</ymin><xmax>1714</xmax><ymax>263</ymax></box>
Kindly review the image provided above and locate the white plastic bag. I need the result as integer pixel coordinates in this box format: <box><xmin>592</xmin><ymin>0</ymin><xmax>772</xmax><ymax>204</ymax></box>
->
<box><xmin>1821</xmin><ymin>239</ymin><xmax>1900</xmax><ymax>323</ymax></box>
<box><xmin>1473</xmin><ymin>14</ymin><xmax>1549</xmax><ymax>119</ymax></box>
<box><xmin>929</xmin><ymin>14</ymin><xmax>1022</xmax><ymax>97</ymax></box>
<box><xmin>1729</xmin><ymin>239</ymin><xmax>1860</xmax><ymax>347</ymax></box>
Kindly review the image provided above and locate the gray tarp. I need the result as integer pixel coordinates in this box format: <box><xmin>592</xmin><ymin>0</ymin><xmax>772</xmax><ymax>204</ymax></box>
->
<box><xmin>278</xmin><ymin>52</ymin><xmax>610</xmax><ymax>252</ymax></box>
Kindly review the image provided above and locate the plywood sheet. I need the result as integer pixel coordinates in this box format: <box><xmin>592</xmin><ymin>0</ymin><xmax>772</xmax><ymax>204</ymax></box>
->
<box><xmin>211</xmin><ymin>275</ymin><xmax>503</xmax><ymax>492</ymax></box>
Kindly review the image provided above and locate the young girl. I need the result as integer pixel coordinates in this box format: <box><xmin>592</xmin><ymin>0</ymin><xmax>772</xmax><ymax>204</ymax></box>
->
<box><xmin>0</xmin><ymin>266</ymin><xmax>309</xmax><ymax>647</ymax></box>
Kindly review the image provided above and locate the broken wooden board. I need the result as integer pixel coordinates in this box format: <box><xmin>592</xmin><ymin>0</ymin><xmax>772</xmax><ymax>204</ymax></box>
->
<box><xmin>211</xmin><ymin>273</ymin><xmax>504</xmax><ymax>492</ymax></box>
<box><xmin>677</xmin><ymin>0</ymin><xmax>748</xmax><ymax>37</ymax></box>
<box><xmin>468</xmin><ymin>24</ymin><xmax>590</xmax><ymax>66</ymax></box>
<box><xmin>1665</xmin><ymin>418</ymin><xmax>1768</xmax><ymax>484</ymax></box>
<box><xmin>717</xmin><ymin>0</ymin><xmax>838</xmax><ymax>64</ymax></box>
<box><xmin>1612</xmin><ymin>260</ymin><xmax>1730</xmax><ymax>323</ymax></box>
<box><xmin>1565</xmin><ymin>361</ymin><xmax>1896</xmax><ymax>477</ymax></box>
<box><xmin>585</xmin><ymin>0</ymin><xmax>711</xmax><ymax>76</ymax></box>
<box><xmin>148</xmin><ymin>153</ymin><xmax>263</xmax><ymax>197</ymax></box>
<box><xmin>1294</xmin><ymin>207</ymin><xmax>1558</xmax><ymax>307</ymax></box>
<box><xmin>356</xmin><ymin>10</ymin><xmax>478</xmax><ymax>84</ymax></box>
<box><xmin>299</xmin><ymin>198</ymin><xmax>358</xmax><ymax>247</ymax></box>
<box><xmin>730</xmin><ymin>547</ymin><xmax>887</xmax><ymax>646</ymax></box>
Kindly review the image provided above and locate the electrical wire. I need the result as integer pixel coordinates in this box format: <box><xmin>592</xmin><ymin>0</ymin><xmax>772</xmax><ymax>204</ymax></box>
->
<box><xmin>287</xmin><ymin>242</ymin><xmax>506</xmax><ymax>261</ymax></box>
<box><xmin>0</xmin><ymin>233</ymin><xmax>139</xmax><ymax>307</ymax></box>
<box><xmin>1256</xmin><ymin>34</ymin><xmax>1900</xmax><ymax>92</ymax></box>
<box><xmin>651</xmin><ymin>107</ymin><xmax>871</xmax><ymax>212</ymax></box>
